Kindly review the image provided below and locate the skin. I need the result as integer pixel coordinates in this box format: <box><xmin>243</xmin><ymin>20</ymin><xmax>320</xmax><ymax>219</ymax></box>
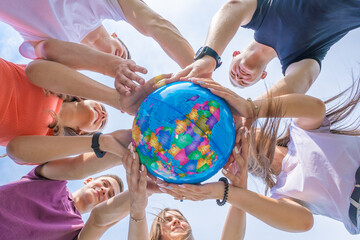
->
<box><xmin>73</xmin><ymin>176</ymin><xmax>121</xmax><ymax>214</ymax></box>
<box><xmin>157</xmin><ymin>79</ymin><xmax>327</xmax><ymax>233</ymax></box>
<box><xmin>160</xmin><ymin>211</ymin><xmax>190</xmax><ymax>240</ymax></box>
<box><xmin>58</xmin><ymin>100</ymin><xmax>107</xmax><ymax>133</ymax></box>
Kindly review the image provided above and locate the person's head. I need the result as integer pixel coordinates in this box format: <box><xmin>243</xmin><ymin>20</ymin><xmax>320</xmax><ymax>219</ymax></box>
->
<box><xmin>109</xmin><ymin>32</ymin><xmax>131</xmax><ymax>59</ymax></box>
<box><xmin>49</xmin><ymin>96</ymin><xmax>108</xmax><ymax>136</ymax></box>
<box><xmin>229</xmin><ymin>49</ymin><xmax>268</xmax><ymax>88</ymax></box>
<box><xmin>73</xmin><ymin>174</ymin><xmax>124</xmax><ymax>214</ymax></box>
<box><xmin>150</xmin><ymin>208</ymin><xmax>194</xmax><ymax>240</ymax></box>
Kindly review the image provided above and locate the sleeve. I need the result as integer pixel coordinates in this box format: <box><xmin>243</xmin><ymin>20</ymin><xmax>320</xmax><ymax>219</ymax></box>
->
<box><xmin>290</xmin><ymin>117</ymin><xmax>331</xmax><ymax>134</ymax></box>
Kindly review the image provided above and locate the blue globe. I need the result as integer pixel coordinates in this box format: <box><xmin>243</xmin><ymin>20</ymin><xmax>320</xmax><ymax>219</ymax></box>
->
<box><xmin>132</xmin><ymin>82</ymin><xmax>235</xmax><ymax>184</ymax></box>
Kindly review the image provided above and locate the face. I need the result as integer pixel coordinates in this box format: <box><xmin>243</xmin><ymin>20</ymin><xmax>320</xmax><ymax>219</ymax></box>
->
<box><xmin>229</xmin><ymin>51</ymin><xmax>267</xmax><ymax>87</ymax></box>
<box><xmin>160</xmin><ymin>211</ymin><xmax>191</xmax><ymax>240</ymax></box>
<box><xmin>110</xmin><ymin>33</ymin><xmax>129</xmax><ymax>59</ymax></box>
<box><xmin>80</xmin><ymin>176</ymin><xmax>121</xmax><ymax>210</ymax></box>
<box><xmin>73</xmin><ymin>100</ymin><xmax>107</xmax><ymax>133</ymax></box>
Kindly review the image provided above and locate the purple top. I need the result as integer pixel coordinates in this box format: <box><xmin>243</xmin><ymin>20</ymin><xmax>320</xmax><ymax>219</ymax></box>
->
<box><xmin>0</xmin><ymin>167</ymin><xmax>84</xmax><ymax>240</ymax></box>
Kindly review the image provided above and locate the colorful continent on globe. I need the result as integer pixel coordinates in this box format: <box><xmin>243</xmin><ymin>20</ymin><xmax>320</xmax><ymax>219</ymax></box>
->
<box><xmin>132</xmin><ymin>95</ymin><xmax>222</xmax><ymax>180</ymax></box>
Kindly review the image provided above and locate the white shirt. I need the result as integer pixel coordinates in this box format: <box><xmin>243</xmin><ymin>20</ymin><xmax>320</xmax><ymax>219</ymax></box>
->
<box><xmin>270</xmin><ymin>119</ymin><xmax>360</xmax><ymax>234</ymax></box>
<box><xmin>0</xmin><ymin>0</ymin><xmax>127</xmax><ymax>59</ymax></box>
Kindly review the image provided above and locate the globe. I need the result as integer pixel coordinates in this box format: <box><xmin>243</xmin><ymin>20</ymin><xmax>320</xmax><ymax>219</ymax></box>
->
<box><xmin>132</xmin><ymin>81</ymin><xmax>235</xmax><ymax>184</ymax></box>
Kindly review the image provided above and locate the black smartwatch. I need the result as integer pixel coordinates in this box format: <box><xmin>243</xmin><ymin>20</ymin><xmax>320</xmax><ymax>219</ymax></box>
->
<box><xmin>194</xmin><ymin>46</ymin><xmax>222</xmax><ymax>70</ymax></box>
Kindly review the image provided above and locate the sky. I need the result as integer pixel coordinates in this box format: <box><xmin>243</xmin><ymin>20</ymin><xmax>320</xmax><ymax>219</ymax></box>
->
<box><xmin>0</xmin><ymin>0</ymin><xmax>360</xmax><ymax>239</ymax></box>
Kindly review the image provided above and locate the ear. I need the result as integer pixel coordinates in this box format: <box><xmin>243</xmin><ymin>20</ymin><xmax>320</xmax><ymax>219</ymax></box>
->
<box><xmin>261</xmin><ymin>70</ymin><xmax>267</xmax><ymax>79</ymax></box>
<box><xmin>111</xmin><ymin>32</ymin><xmax>118</xmax><ymax>38</ymax></box>
<box><xmin>84</xmin><ymin>177</ymin><xmax>93</xmax><ymax>185</ymax></box>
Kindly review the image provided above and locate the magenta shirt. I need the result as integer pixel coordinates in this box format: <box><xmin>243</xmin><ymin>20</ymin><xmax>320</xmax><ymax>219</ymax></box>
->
<box><xmin>0</xmin><ymin>167</ymin><xmax>84</xmax><ymax>240</ymax></box>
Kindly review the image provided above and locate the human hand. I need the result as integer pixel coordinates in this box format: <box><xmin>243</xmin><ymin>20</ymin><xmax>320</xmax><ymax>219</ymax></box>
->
<box><xmin>189</xmin><ymin>78</ymin><xmax>255</xmax><ymax>119</ymax></box>
<box><xmin>156</xmin><ymin>180</ymin><xmax>224</xmax><ymax>202</ymax></box>
<box><xmin>120</xmin><ymin>74</ymin><xmax>172</xmax><ymax>115</ymax></box>
<box><xmin>113</xmin><ymin>59</ymin><xmax>148</xmax><ymax>95</ymax></box>
<box><xmin>154</xmin><ymin>56</ymin><xmax>216</xmax><ymax>88</ymax></box>
<box><xmin>222</xmin><ymin>128</ymin><xmax>249</xmax><ymax>189</ymax></box>
<box><xmin>123</xmin><ymin>145</ymin><xmax>148</xmax><ymax>214</ymax></box>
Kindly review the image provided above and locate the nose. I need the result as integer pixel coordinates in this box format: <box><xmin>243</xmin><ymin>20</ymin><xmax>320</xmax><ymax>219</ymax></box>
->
<box><xmin>172</xmin><ymin>218</ymin><xmax>181</xmax><ymax>226</ymax></box>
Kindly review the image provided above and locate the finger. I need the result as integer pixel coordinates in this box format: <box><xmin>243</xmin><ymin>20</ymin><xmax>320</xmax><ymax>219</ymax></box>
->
<box><xmin>222</xmin><ymin>168</ymin><xmax>239</xmax><ymax>185</ymax></box>
<box><xmin>123</xmin><ymin>70</ymin><xmax>145</xmax><ymax>87</ymax></box>
<box><xmin>165</xmin><ymin>67</ymin><xmax>192</xmax><ymax>83</ymax></box>
<box><xmin>129</xmin><ymin>63</ymin><xmax>148</xmax><ymax>75</ymax></box>
<box><xmin>115</xmin><ymin>81</ymin><xmax>132</xmax><ymax>96</ymax></box>
<box><xmin>139</xmin><ymin>164</ymin><xmax>147</xmax><ymax>191</ymax></box>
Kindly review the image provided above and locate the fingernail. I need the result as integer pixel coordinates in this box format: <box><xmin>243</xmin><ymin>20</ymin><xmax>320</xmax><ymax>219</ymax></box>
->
<box><xmin>164</xmin><ymin>186</ymin><xmax>173</xmax><ymax>190</ymax></box>
<box><xmin>180</xmin><ymin>199</ymin><xmax>183</xmax><ymax>202</ymax></box>
<box><xmin>235</xmin><ymin>146</ymin><xmax>240</xmax><ymax>154</ymax></box>
<box><xmin>178</xmin><ymin>185</ymin><xmax>186</xmax><ymax>188</ymax></box>
<box><xmin>141</xmin><ymin>164</ymin><xmax>145</xmax><ymax>171</ymax></box>
<box><xmin>222</xmin><ymin>169</ymin><xmax>228</xmax><ymax>175</ymax></box>
<box><xmin>198</xmin><ymin>81</ymin><xmax>205</xmax><ymax>85</ymax></box>
<box><xmin>208</xmin><ymin>88</ymin><xmax>214</xmax><ymax>91</ymax></box>
<box><xmin>132</xmin><ymin>152</ymin><xmax>136</xmax><ymax>160</ymax></box>
<box><xmin>159</xmin><ymin>188</ymin><xmax>167</xmax><ymax>193</ymax></box>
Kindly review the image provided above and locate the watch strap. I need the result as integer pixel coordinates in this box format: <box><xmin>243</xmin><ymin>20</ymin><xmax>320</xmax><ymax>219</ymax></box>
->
<box><xmin>91</xmin><ymin>132</ymin><xmax>106</xmax><ymax>158</ymax></box>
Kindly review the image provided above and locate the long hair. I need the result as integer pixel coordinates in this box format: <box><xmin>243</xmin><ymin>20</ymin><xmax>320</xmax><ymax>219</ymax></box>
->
<box><xmin>44</xmin><ymin>90</ymin><xmax>107</xmax><ymax>136</ymax></box>
<box><xmin>150</xmin><ymin>208</ymin><xmax>194</xmax><ymax>240</ymax></box>
<box><xmin>248</xmin><ymin>76</ymin><xmax>360</xmax><ymax>193</ymax></box>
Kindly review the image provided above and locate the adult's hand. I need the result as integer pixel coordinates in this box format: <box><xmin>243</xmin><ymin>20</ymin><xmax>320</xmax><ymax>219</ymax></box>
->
<box><xmin>120</xmin><ymin>74</ymin><xmax>172</xmax><ymax>115</ymax></box>
<box><xmin>222</xmin><ymin>128</ymin><xmax>249</xmax><ymax>189</ymax></box>
<box><xmin>189</xmin><ymin>78</ymin><xmax>255</xmax><ymax>119</ymax></box>
<box><xmin>113</xmin><ymin>59</ymin><xmax>148</xmax><ymax>95</ymax></box>
<box><xmin>123</xmin><ymin>145</ymin><xmax>148</xmax><ymax>216</ymax></box>
<box><xmin>155</xmin><ymin>56</ymin><xmax>216</xmax><ymax>88</ymax></box>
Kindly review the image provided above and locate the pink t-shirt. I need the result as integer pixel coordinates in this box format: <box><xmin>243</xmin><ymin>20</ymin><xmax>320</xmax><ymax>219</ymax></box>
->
<box><xmin>0</xmin><ymin>167</ymin><xmax>84</xmax><ymax>240</ymax></box>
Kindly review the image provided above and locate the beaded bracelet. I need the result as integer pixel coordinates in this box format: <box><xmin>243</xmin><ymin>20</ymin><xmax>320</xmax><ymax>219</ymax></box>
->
<box><xmin>91</xmin><ymin>132</ymin><xmax>106</xmax><ymax>158</ymax></box>
<box><xmin>216</xmin><ymin>177</ymin><xmax>229</xmax><ymax>206</ymax></box>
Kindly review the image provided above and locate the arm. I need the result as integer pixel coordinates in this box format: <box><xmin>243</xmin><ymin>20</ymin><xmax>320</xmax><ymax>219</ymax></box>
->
<box><xmin>167</xmin><ymin>0</ymin><xmax>257</xmax><ymax>81</ymax></box>
<box><xmin>188</xmin><ymin>78</ymin><xmax>326</xmax><ymax>130</ymax></box>
<box><xmin>256</xmin><ymin>59</ymin><xmax>321</xmax><ymax>99</ymax></box>
<box><xmin>32</xmin><ymin>39</ymin><xmax>147</xmax><ymax>94</ymax></box>
<box><xmin>221</xmin><ymin>206</ymin><xmax>246</xmax><ymax>240</ymax></box>
<box><xmin>118</xmin><ymin>0</ymin><xmax>194</xmax><ymax>68</ymax></box>
<box><xmin>77</xmin><ymin>190</ymin><xmax>130</xmax><ymax>240</ymax></box>
<box><xmin>7</xmin><ymin>130</ymin><xmax>131</xmax><ymax>166</ymax></box>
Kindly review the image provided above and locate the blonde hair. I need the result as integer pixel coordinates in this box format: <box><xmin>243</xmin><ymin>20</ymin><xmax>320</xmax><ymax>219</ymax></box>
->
<box><xmin>248</xmin><ymin>76</ymin><xmax>360</xmax><ymax>194</ymax></box>
<box><xmin>150</xmin><ymin>208</ymin><xmax>194</xmax><ymax>240</ymax></box>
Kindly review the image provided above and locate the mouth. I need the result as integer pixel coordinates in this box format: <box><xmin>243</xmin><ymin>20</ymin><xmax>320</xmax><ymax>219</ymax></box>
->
<box><xmin>93</xmin><ymin>188</ymin><xmax>100</xmax><ymax>201</ymax></box>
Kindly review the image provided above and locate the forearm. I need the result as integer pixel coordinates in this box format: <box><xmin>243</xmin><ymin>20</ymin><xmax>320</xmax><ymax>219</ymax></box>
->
<box><xmin>6</xmin><ymin>134</ymin><xmax>126</xmax><ymax>165</ymax></box>
<box><xmin>39</xmin><ymin>152</ymin><xmax>122</xmax><ymax>180</ymax></box>
<box><xmin>78</xmin><ymin>191</ymin><xmax>130</xmax><ymax>240</ymax></box>
<box><xmin>128</xmin><ymin>208</ymin><xmax>149</xmax><ymax>240</ymax></box>
<box><xmin>221</xmin><ymin>205</ymin><xmax>246</xmax><ymax>240</ymax></box>
<box><xmin>226</xmin><ymin>186</ymin><xmax>314</xmax><ymax>232</ymax></box>
<box><xmin>205</xmin><ymin>0</ymin><xmax>257</xmax><ymax>55</ymax></box>
<box><xmin>146</xmin><ymin>18</ymin><xmax>194</xmax><ymax>68</ymax></box>
<box><xmin>33</xmin><ymin>39</ymin><xmax>122</xmax><ymax>76</ymax></box>
<box><xmin>25</xmin><ymin>60</ymin><xmax>121</xmax><ymax>110</ymax></box>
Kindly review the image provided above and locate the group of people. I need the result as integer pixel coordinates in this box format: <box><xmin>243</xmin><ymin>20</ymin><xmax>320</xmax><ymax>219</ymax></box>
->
<box><xmin>0</xmin><ymin>0</ymin><xmax>359</xmax><ymax>239</ymax></box>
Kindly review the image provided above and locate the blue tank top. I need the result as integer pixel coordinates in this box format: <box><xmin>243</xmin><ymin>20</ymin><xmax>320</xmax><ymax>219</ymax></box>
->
<box><xmin>243</xmin><ymin>0</ymin><xmax>360</xmax><ymax>74</ymax></box>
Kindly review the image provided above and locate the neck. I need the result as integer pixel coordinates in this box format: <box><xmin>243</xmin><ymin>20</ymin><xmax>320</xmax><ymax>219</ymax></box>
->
<box><xmin>271</xmin><ymin>145</ymin><xmax>288</xmax><ymax>175</ymax></box>
<box><xmin>72</xmin><ymin>190</ymin><xmax>88</xmax><ymax>214</ymax></box>
<box><xmin>57</xmin><ymin>102</ymin><xmax>77</xmax><ymax>129</ymax></box>
<box><xmin>246</xmin><ymin>40</ymin><xmax>277</xmax><ymax>64</ymax></box>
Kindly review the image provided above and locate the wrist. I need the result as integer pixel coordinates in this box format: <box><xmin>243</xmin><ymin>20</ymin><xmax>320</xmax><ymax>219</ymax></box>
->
<box><xmin>201</xmin><ymin>55</ymin><xmax>217</xmax><ymax>71</ymax></box>
<box><xmin>130</xmin><ymin>209</ymin><xmax>146</xmax><ymax>220</ymax></box>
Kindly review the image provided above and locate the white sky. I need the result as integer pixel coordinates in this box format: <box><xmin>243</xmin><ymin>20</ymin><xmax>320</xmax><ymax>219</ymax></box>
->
<box><xmin>0</xmin><ymin>0</ymin><xmax>360</xmax><ymax>239</ymax></box>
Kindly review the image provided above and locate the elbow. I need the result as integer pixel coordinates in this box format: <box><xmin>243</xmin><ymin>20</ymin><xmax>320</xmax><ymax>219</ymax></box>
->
<box><xmin>298</xmin><ymin>213</ymin><xmax>314</xmax><ymax>232</ymax></box>
<box><xmin>313</xmin><ymin>97</ymin><xmax>326</xmax><ymax>121</ymax></box>
<box><xmin>34</xmin><ymin>39</ymin><xmax>59</xmax><ymax>60</ymax></box>
<box><xmin>6</xmin><ymin>138</ymin><xmax>28</xmax><ymax>165</ymax></box>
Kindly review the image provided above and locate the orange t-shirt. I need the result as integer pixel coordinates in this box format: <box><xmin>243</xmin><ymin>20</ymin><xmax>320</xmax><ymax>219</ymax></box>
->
<box><xmin>0</xmin><ymin>58</ymin><xmax>63</xmax><ymax>146</ymax></box>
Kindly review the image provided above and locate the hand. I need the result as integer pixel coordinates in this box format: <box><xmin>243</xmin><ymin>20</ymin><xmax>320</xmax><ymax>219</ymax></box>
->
<box><xmin>222</xmin><ymin>127</ymin><xmax>249</xmax><ymax>189</ymax></box>
<box><xmin>113</xmin><ymin>59</ymin><xmax>148</xmax><ymax>95</ymax></box>
<box><xmin>157</xmin><ymin>181</ymin><xmax>224</xmax><ymax>201</ymax></box>
<box><xmin>189</xmin><ymin>78</ymin><xmax>254</xmax><ymax>118</ymax></box>
<box><xmin>99</xmin><ymin>132</ymin><xmax>128</xmax><ymax>158</ymax></box>
<box><xmin>155</xmin><ymin>56</ymin><xmax>216</xmax><ymax>87</ymax></box>
<box><xmin>123</xmin><ymin>145</ymin><xmax>148</xmax><ymax>214</ymax></box>
<box><xmin>120</xmin><ymin>74</ymin><xmax>172</xmax><ymax>115</ymax></box>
